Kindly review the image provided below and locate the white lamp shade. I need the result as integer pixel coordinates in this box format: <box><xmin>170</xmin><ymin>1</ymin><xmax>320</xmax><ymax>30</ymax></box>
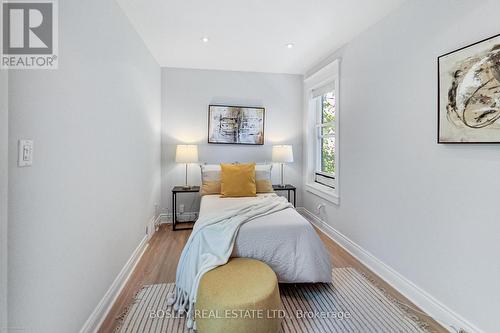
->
<box><xmin>175</xmin><ymin>145</ymin><xmax>199</xmax><ymax>163</ymax></box>
<box><xmin>272</xmin><ymin>145</ymin><xmax>293</xmax><ymax>163</ymax></box>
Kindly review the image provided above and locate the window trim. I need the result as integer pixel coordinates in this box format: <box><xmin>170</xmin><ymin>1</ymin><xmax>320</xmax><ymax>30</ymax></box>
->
<box><xmin>303</xmin><ymin>59</ymin><xmax>340</xmax><ymax>205</ymax></box>
<box><xmin>314</xmin><ymin>171</ymin><xmax>335</xmax><ymax>189</ymax></box>
<box><xmin>305</xmin><ymin>182</ymin><xmax>339</xmax><ymax>204</ymax></box>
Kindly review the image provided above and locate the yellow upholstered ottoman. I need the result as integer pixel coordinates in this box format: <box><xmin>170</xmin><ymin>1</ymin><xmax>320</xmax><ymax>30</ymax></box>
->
<box><xmin>195</xmin><ymin>258</ymin><xmax>283</xmax><ymax>333</ymax></box>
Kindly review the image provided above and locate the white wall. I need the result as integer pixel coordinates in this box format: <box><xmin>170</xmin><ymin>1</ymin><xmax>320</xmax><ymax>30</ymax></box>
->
<box><xmin>7</xmin><ymin>1</ymin><xmax>161</xmax><ymax>332</ymax></box>
<box><xmin>303</xmin><ymin>1</ymin><xmax>500</xmax><ymax>332</ymax></box>
<box><xmin>1</xmin><ymin>69</ymin><xmax>8</xmax><ymax>331</ymax></box>
<box><xmin>162</xmin><ymin>68</ymin><xmax>303</xmax><ymax>214</ymax></box>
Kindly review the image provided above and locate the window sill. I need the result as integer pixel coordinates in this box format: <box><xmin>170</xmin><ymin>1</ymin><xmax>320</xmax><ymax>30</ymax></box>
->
<box><xmin>305</xmin><ymin>183</ymin><xmax>339</xmax><ymax>205</ymax></box>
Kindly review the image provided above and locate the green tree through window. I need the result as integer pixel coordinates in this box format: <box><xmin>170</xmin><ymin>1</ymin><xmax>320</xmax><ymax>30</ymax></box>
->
<box><xmin>321</xmin><ymin>91</ymin><xmax>336</xmax><ymax>174</ymax></box>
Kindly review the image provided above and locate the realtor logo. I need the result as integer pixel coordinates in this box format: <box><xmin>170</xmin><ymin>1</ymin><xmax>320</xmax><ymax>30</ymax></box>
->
<box><xmin>1</xmin><ymin>0</ymin><xmax>58</xmax><ymax>69</ymax></box>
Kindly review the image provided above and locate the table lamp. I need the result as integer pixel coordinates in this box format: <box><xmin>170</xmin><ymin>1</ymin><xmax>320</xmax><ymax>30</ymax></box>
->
<box><xmin>175</xmin><ymin>145</ymin><xmax>199</xmax><ymax>189</ymax></box>
<box><xmin>272</xmin><ymin>145</ymin><xmax>293</xmax><ymax>188</ymax></box>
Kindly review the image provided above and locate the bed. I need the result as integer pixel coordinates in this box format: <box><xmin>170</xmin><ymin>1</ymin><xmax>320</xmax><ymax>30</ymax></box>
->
<box><xmin>199</xmin><ymin>193</ymin><xmax>332</xmax><ymax>283</ymax></box>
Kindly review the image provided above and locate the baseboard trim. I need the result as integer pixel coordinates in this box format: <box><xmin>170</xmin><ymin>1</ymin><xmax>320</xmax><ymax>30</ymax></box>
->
<box><xmin>79</xmin><ymin>236</ymin><xmax>149</xmax><ymax>333</ymax></box>
<box><xmin>298</xmin><ymin>207</ymin><xmax>484</xmax><ymax>333</ymax></box>
<box><xmin>159</xmin><ymin>213</ymin><xmax>170</xmax><ymax>224</ymax></box>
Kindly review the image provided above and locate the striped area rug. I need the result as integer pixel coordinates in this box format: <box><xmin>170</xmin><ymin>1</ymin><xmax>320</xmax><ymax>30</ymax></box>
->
<box><xmin>116</xmin><ymin>268</ymin><xmax>433</xmax><ymax>333</ymax></box>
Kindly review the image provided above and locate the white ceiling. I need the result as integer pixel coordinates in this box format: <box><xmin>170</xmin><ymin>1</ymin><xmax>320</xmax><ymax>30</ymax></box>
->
<box><xmin>117</xmin><ymin>0</ymin><xmax>405</xmax><ymax>74</ymax></box>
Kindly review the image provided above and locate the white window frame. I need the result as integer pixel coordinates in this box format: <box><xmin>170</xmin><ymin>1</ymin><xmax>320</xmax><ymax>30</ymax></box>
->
<box><xmin>303</xmin><ymin>59</ymin><xmax>340</xmax><ymax>204</ymax></box>
<box><xmin>315</xmin><ymin>93</ymin><xmax>336</xmax><ymax>184</ymax></box>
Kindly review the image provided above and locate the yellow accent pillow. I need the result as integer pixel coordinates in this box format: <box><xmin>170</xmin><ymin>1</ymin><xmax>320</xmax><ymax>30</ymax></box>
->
<box><xmin>200</xmin><ymin>164</ymin><xmax>222</xmax><ymax>195</ymax></box>
<box><xmin>220</xmin><ymin>163</ymin><xmax>257</xmax><ymax>197</ymax></box>
<box><xmin>255</xmin><ymin>164</ymin><xmax>274</xmax><ymax>193</ymax></box>
<box><xmin>256</xmin><ymin>179</ymin><xmax>273</xmax><ymax>193</ymax></box>
<box><xmin>201</xmin><ymin>180</ymin><xmax>221</xmax><ymax>196</ymax></box>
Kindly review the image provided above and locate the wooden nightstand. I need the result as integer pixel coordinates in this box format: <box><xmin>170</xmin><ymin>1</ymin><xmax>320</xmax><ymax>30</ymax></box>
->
<box><xmin>172</xmin><ymin>186</ymin><xmax>200</xmax><ymax>231</ymax></box>
<box><xmin>272</xmin><ymin>185</ymin><xmax>296</xmax><ymax>207</ymax></box>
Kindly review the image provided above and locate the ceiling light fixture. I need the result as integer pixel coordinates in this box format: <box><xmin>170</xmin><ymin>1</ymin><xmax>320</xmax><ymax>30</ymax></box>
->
<box><xmin>202</xmin><ymin>37</ymin><xmax>209</xmax><ymax>43</ymax></box>
<box><xmin>286</xmin><ymin>43</ymin><xmax>294</xmax><ymax>49</ymax></box>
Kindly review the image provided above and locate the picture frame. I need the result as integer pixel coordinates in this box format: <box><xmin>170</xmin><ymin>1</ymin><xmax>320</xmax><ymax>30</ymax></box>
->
<box><xmin>207</xmin><ymin>105</ymin><xmax>265</xmax><ymax>145</ymax></box>
<box><xmin>437</xmin><ymin>33</ymin><xmax>500</xmax><ymax>143</ymax></box>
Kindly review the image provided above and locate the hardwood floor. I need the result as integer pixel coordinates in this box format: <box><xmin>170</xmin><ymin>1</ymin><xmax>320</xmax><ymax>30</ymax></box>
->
<box><xmin>98</xmin><ymin>222</ymin><xmax>447</xmax><ymax>333</ymax></box>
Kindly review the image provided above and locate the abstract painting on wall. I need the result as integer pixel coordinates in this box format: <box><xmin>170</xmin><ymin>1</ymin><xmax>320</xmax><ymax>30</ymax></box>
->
<box><xmin>438</xmin><ymin>34</ymin><xmax>500</xmax><ymax>143</ymax></box>
<box><xmin>208</xmin><ymin>105</ymin><xmax>265</xmax><ymax>145</ymax></box>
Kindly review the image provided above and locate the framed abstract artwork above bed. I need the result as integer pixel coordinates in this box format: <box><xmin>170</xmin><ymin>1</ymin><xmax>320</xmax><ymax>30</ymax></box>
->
<box><xmin>208</xmin><ymin>105</ymin><xmax>265</xmax><ymax>145</ymax></box>
<box><xmin>438</xmin><ymin>33</ymin><xmax>500</xmax><ymax>143</ymax></box>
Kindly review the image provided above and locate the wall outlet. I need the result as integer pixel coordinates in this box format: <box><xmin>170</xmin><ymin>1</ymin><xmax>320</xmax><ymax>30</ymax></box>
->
<box><xmin>179</xmin><ymin>204</ymin><xmax>185</xmax><ymax>214</ymax></box>
<box><xmin>316</xmin><ymin>203</ymin><xmax>325</xmax><ymax>214</ymax></box>
<box><xmin>18</xmin><ymin>139</ymin><xmax>33</xmax><ymax>167</ymax></box>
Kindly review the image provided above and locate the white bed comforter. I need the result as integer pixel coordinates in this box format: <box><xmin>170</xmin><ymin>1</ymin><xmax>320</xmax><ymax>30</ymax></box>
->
<box><xmin>200</xmin><ymin>193</ymin><xmax>332</xmax><ymax>283</ymax></box>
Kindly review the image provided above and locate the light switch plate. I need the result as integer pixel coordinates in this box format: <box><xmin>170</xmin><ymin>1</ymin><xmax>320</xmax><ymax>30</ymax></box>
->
<box><xmin>18</xmin><ymin>139</ymin><xmax>33</xmax><ymax>167</ymax></box>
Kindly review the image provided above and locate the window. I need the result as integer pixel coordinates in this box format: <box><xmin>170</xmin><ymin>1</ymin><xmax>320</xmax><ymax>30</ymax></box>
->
<box><xmin>304</xmin><ymin>59</ymin><xmax>339</xmax><ymax>204</ymax></box>
<box><xmin>315</xmin><ymin>88</ymin><xmax>336</xmax><ymax>189</ymax></box>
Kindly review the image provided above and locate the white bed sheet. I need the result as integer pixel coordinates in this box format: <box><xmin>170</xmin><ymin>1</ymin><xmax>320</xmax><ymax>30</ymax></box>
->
<box><xmin>199</xmin><ymin>193</ymin><xmax>332</xmax><ymax>283</ymax></box>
